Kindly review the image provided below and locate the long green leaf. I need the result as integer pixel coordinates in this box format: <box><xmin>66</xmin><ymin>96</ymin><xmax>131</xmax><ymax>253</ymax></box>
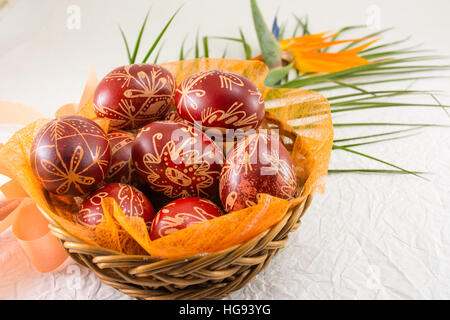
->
<box><xmin>265</xmin><ymin>63</ymin><xmax>293</xmax><ymax>87</ymax></box>
<box><xmin>340</xmin><ymin>27</ymin><xmax>394</xmax><ymax>51</ymax></box>
<box><xmin>361</xmin><ymin>35</ymin><xmax>412</xmax><ymax>53</ymax></box>
<box><xmin>195</xmin><ymin>29</ymin><xmax>200</xmax><ymax>58</ymax></box>
<box><xmin>211</xmin><ymin>34</ymin><xmax>252</xmax><ymax>60</ymax></box>
<box><xmin>327</xmin><ymin>90</ymin><xmax>440</xmax><ymax>102</ymax></box>
<box><xmin>328</xmin><ymin>169</ymin><xmax>426</xmax><ymax>175</ymax></box>
<box><xmin>222</xmin><ymin>46</ymin><xmax>228</xmax><ymax>58</ymax></box>
<box><xmin>279</xmin><ymin>20</ymin><xmax>288</xmax><ymax>40</ymax></box>
<box><xmin>291</xmin><ymin>18</ymin><xmax>301</xmax><ymax>38</ymax></box>
<box><xmin>179</xmin><ymin>34</ymin><xmax>188</xmax><ymax>61</ymax></box>
<box><xmin>153</xmin><ymin>43</ymin><xmax>164</xmax><ymax>63</ymax></box>
<box><xmin>119</xmin><ymin>25</ymin><xmax>132</xmax><ymax>64</ymax></box>
<box><xmin>331</xmin><ymin>25</ymin><xmax>366</xmax><ymax>41</ymax></box>
<box><xmin>361</xmin><ymin>48</ymin><xmax>430</xmax><ymax>60</ymax></box>
<box><xmin>250</xmin><ymin>0</ymin><xmax>281</xmax><ymax>67</ymax></box>
<box><xmin>330</xmin><ymin>91</ymin><xmax>445</xmax><ymax>105</ymax></box>
<box><xmin>131</xmin><ymin>9</ymin><xmax>151</xmax><ymax>63</ymax></box>
<box><xmin>322</xmin><ymin>25</ymin><xmax>367</xmax><ymax>53</ymax></box>
<box><xmin>330</xmin><ymin>79</ymin><xmax>371</xmax><ymax>94</ymax></box>
<box><xmin>334</xmin><ymin>127</ymin><xmax>422</xmax><ymax>143</ymax></box>
<box><xmin>430</xmin><ymin>93</ymin><xmax>450</xmax><ymax>119</ymax></box>
<box><xmin>333</xmin><ymin>122</ymin><xmax>450</xmax><ymax>128</ymax></box>
<box><xmin>334</xmin><ymin>68</ymin><xmax>449</xmax><ymax>80</ymax></box>
<box><xmin>331</xmin><ymin>101</ymin><xmax>450</xmax><ymax>113</ymax></box>
<box><xmin>333</xmin><ymin>145</ymin><xmax>424</xmax><ymax>179</ymax></box>
<box><xmin>312</xmin><ymin>76</ymin><xmax>450</xmax><ymax>92</ymax></box>
<box><xmin>142</xmin><ymin>6</ymin><xmax>182</xmax><ymax>63</ymax></box>
<box><xmin>335</xmin><ymin>133</ymin><xmax>418</xmax><ymax>148</ymax></box>
<box><xmin>203</xmin><ymin>36</ymin><xmax>209</xmax><ymax>58</ymax></box>
<box><xmin>281</xmin><ymin>56</ymin><xmax>449</xmax><ymax>88</ymax></box>
<box><xmin>285</xmin><ymin>67</ymin><xmax>450</xmax><ymax>88</ymax></box>
<box><xmin>293</xmin><ymin>14</ymin><xmax>310</xmax><ymax>36</ymax></box>
<box><xmin>239</xmin><ymin>28</ymin><xmax>252</xmax><ymax>59</ymax></box>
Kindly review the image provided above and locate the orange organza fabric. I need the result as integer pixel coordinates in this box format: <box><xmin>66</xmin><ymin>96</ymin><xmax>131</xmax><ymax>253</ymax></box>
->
<box><xmin>0</xmin><ymin>58</ymin><xmax>333</xmax><ymax>259</ymax></box>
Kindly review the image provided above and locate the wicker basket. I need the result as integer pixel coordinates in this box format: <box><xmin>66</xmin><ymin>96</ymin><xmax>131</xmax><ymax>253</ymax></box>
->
<box><xmin>41</xmin><ymin>112</ymin><xmax>314</xmax><ymax>300</ymax></box>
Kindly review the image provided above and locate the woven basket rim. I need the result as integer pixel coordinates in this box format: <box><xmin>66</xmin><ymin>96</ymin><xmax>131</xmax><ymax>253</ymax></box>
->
<box><xmin>32</xmin><ymin>110</ymin><xmax>319</xmax><ymax>299</ymax></box>
<box><xmin>39</xmin><ymin>192</ymin><xmax>311</xmax><ymax>263</ymax></box>
<box><xmin>44</xmin><ymin>195</ymin><xmax>311</xmax><ymax>299</ymax></box>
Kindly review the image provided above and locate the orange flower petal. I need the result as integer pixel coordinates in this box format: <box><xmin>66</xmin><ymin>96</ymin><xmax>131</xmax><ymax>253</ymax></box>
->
<box><xmin>280</xmin><ymin>32</ymin><xmax>374</xmax><ymax>52</ymax></box>
<box><xmin>293</xmin><ymin>50</ymin><xmax>370</xmax><ymax>73</ymax></box>
<box><xmin>280</xmin><ymin>31</ymin><xmax>379</xmax><ymax>74</ymax></box>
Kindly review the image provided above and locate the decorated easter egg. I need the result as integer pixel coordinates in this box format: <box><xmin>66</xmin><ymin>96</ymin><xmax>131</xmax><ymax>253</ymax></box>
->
<box><xmin>105</xmin><ymin>130</ymin><xmax>141</xmax><ymax>186</ymax></box>
<box><xmin>76</xmin><ymin>183</ymin><xmax>155</xmax><ymax>229</ymax></box>
<box><xmin>219</xmin><ymin>131</ymin><xmax>298</xmax><ymax>212</ymax></box>
<box><xmin>30</xmin><ymin>115</ymin><xmax>111</xmax><ymax>196</ymax></box>
<box><xmin>175</xmin><ymin>69</ymin><xmax>265</xmax><ymax>134</ymax></box>
<box><xmin>132</xmin><ymin>120</ymin><xmax>224</xmax><ymax>200</ymax></box>
<box><xmin>93</xmin><ymin>63</ymin><xmax>176</xmax><ymax>129</ymax></box>
<box><xmin>149</xmin><ymin>197</ymin><xmax>223</xmax><ymax>240</ymax></box>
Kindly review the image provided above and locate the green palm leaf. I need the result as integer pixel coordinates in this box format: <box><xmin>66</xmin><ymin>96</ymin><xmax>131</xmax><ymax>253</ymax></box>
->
<box><xmin>118</xmin><ymin>25</ymin><xmax>132</xmax><ymax>63</ymax></box>
<box><xmin>142</xmin><ymin>6</ymin><xmax>182</xmax><ymax>63</ymax></box>
<box><xmin>328</xmin><ymin>169</ymin><xmax>426</xmax><ymax>175</ymax></box>
<box><xmin>131</xmin><ymin>9</ymin><xmax>151</xmax><ymax>63</ymax></box>
<box><xmin>333</xmin><ymin>145</ymin><xmax>425</xmax><ymax>179</ymax></box>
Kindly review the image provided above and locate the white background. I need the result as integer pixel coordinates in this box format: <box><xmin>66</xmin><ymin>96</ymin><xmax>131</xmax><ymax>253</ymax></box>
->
<box><xmin>0</xmin><ymin>0</ymin><xmax>449</xmax><ymax>299</ymax></box>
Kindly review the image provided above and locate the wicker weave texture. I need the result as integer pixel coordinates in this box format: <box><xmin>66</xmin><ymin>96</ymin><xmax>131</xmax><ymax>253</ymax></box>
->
<box><xmin>45</xmin><ymin>112</ymin><xmax>313</xmax><ymax>300</ymax></box>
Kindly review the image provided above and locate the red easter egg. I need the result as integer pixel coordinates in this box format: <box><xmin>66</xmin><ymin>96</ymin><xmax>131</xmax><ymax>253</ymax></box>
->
<box><xmin>93</xmin><ymin>64</ymin><xmax>176</xmax><ymax>129</ymax></box>
<box><xmin>219</xmin><ymin>131</ymin><xmax>298</xmax><ymax>212</ymax></box>
<box><xmin>149</xmin><ymin>197</ymin><xmax>223</xmax><ymax>240</ymax></box>
<box><xmin>132</xmin><ymin>120</ymin><xmax>224</xmax><ymax>200</ymax></box>
<box><xmin>175</xmin><ymin>69</ymin><xmax>265</xmax><ymax>134</ymax></box>
<box><xmin>30</xmin><ymin>115</ymin><xmax>111</xmax><ymax>196</ymax></box>
<box><xmin>76</xmin><ymin>183</ymin><xmax>155</xmax><ymax>230</ymax></box>
<box><xmin>166</xmin><ymin>110</ymin><xmax>233</xmax><ymax>157</ymax></box>
<box><xmin>105</xmin><ymin>130</ymin><xmax>141</xmax><ymax>186</ymax></box>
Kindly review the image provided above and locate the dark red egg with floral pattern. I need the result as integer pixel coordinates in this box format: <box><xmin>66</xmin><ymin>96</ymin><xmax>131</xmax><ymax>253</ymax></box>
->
<box><xmin>105</xmin><ymin>130</ymin><xmax>141</xmax><ymax>186</ymax></box>
<box><xmin>93</xmin><ymin>64</ymin><xmax>176</xmax><ymax>129</ymax></box>
<box><xmin>175</xmin><ymin>69</ymin><xmax>265</xmax><ymax>135</ymax></box>
<box><xmin>30</xmin><ymin>115</ymin><xmax>111</xmax><ymax>196</ymax></box>
<box><xmin>76</xmin><ymin>183</ymin><xmax>155</xmax><ymax>230</ymax></box>
<box><xmin>132</xmin><ymin>120</ymin><xmax>224</xmax><ymax>200</ymax></box>
<box><xmin>149</xmin><ymin>197</ymin><xmax>223</xmax><ymax>240</ymax></box>
<box><xmin>219</xmin><ymin>131</ymin><xmax>298</xmax><ymax>212</ymax></box>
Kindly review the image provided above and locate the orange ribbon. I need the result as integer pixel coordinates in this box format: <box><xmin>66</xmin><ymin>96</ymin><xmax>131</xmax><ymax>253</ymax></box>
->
<box><xmin>0</xmin><ymin>66</ymin><xmax>98</xmax><ymax>273</ymax></box>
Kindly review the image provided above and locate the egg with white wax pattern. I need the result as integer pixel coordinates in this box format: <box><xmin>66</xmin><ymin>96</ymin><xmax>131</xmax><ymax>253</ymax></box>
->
<box><xmin>219</xmin><ymin>132</ymin><xmax>298</xmax><ymax>212</ymax></box>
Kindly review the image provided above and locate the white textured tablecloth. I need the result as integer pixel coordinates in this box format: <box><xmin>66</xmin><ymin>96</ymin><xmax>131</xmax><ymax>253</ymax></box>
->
<box><xmin>1</xmin><ymin>0</ymin><xmax>449</xmax><ymax>300</ymax></box>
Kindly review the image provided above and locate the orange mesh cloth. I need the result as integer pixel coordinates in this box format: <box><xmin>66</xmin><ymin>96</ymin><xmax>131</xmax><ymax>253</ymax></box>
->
<box><xmin>0</xmin><ymin>58</ymin><xmax>333</xmax><ymax>258</ymax></box>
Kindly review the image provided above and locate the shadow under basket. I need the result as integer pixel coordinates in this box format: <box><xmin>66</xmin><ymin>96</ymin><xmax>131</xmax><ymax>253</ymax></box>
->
<box><xmin>41</xmin><ymin>112</ymin><xmax>314</xmax><ymax>300</ymax></box>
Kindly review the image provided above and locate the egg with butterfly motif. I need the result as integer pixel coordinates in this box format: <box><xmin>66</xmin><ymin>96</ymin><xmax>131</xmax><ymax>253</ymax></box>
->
<box><xmin>93</xmin><ymin>63</ymin><xmax>176</xmax><ymax>129</ymax></box>
<box><xmin>219</xmin><ymin>131</ymin><xmax>298</xmax><ymax>212</ymax></box>
<box><xmin>76</xmin><ymin>183</ymin><xmax>155</xmax><ymax>230</ymax></box>
<box><xmin>30</xmin><ymin>115</ymin><xmax>111</xmax><ymax>196</ymax></box>
<box><xmin>149</xmin><ymin>197</ymin><xmax>223</xmax><ymax>240</ymax></box>
<box><xmin>175</xmin><ymin>69</ymin><xmax>265</xmax><ymax>135</ymax></box>
<box><xmin>132</xmin><ymin>120</ymin><xmax>224</xmax><ymax>200</ymax></box>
